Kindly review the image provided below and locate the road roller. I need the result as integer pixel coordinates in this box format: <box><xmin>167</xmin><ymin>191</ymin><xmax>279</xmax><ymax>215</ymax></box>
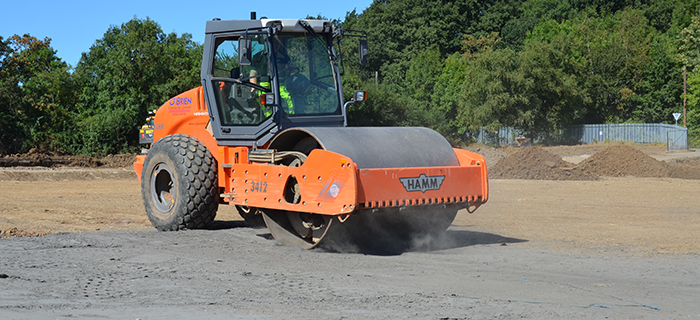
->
<box><xmin>133</xmin><ymin>14</ymin><xmax>488</xmax><ymax>251</ymax></box>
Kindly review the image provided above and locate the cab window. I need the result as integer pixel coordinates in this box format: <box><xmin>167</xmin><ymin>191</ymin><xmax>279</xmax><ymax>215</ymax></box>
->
<box><xmin>212</xmin><ymin>34</ymin><xmax>272</xmax><ymax>126</ymax></box>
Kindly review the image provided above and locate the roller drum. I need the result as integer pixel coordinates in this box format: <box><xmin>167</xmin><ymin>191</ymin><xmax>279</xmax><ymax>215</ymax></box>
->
<box><xmin>269</xmin><ymin>127</ymin><xmax>460</xmax><ymax>169</ymax></box>
<box><xmin>265</xmin><ymin>127</ymin><xmax>463</xmax><ymax>253</ymax></box>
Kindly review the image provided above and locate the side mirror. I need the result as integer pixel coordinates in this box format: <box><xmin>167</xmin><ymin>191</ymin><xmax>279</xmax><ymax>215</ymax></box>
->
<box><xmin>342</xmin><ymin>90</ymin><xmax>368</xmax><ymax>127</ymax></box>
<box><xmin>358</xmin><ymin>39</ymin><xmax>369</xmax><ymax>66</ymax></box>
<box><xmin>239</xmin><ymin>38</ymin><xmax>252</xmax><ymax>66</ymax></box>
<box><xmin>353</xmin><ymin>90</ymin><xmax>367</xmax><ymax>102</ymax></box>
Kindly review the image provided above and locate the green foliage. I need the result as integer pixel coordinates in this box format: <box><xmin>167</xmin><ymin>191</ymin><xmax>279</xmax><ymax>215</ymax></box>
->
<box><xmin>402</xmin><ymin>47</ymin><xmax>461</xmax><ymax>139</ymax></box>
<box><xmin>644</xmin><ymin>0</ymin><xmax>700</xmax><ymax>35</ymax></box>
<box><xmin>686</xmin><ymin>71</ymin><xmax>700</xmax><ymax>141</ymax></box>
<box><xmin>0</xmin><ymin>19</ymin><xmax>201</xmax><ymax>156</ymax></box>
<box><xmin>528</xmin><ymin>10</ymin><xmax>659</xmax><ymax>124</ymax></box>
<box><xmin>0</xmin><ymin>34</ymin><xmax>76</xmax><ymax>154</ymax></box>
<box><xmin>343</xmin><ymin>69</ymin><xmax>408</xmax><ymax>127</ymax></box>
<box><xmin>4</xmin><ymin>1</ymin><xmax>700</xmax><ymax>154</ymax></box>
<box><xmin>678</xmin><ymin>16</ymin><xmax>700</xmax><ymax>71</ymax></box>
<box><xmin>517</xmin><ymin>38</ymin><xmax>591</xmax><ymax>137</ymax></box>
<box><xmin>457</xmin><ymin>47</ymin><xmax>525</xmax><ymax>133</ymax></box>
<box><xmin>430</xmin><ymin>53</ymin><xmax>470</xmax><ymax>142</ymax></box>
<box><xmin>340</xmin><ymin>0</ymin><xmax>522</xmax><ymax>87</ymax></box>
<box><xmin>73</xmin><ymin>17</ymin><xmax>202</xmax><ymax>155</ymax></box>
<box><xmin>682</xmin><ymin>17</ymin><xmax>700</xmax><ymax>145</ymax></box>
<box><xmin>685</xmin><ymin>69</ymin><xmax>700</xmax><ymax>148</ymax></box>
<box><xmin>631</xmin><ymin>31</ymin><xmax>682</xmax><ymax>123</ymax></box>
<box><xmin>20</xmin><ymin>62</ymin><xmax>78</xmax><ymax>151</ymax></box>
<box><xmin>454</xmin><ymin>37</ymin><xmax>589</xmax><ymax>142</ymax></box>
<box><xmin>336</xmin><ymin>0</ymin><xmax>697</xmax><ymax>144</ymax></box>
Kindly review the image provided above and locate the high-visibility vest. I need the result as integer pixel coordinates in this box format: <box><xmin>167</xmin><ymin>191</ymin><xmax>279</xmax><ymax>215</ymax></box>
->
<box><xmin>260</xmin><ymin>81</ymin><xmax>294</xmax><ymax>117</ymax></box>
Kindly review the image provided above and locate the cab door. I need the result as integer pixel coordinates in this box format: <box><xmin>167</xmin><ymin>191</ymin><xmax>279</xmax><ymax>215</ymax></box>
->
<box><xmin>201</xmin><ymin>32</ymin><xmax>278</xmax><ymax>147</ymax></box>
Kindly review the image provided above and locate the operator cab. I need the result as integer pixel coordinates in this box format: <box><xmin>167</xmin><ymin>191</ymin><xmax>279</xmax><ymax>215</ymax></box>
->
<box><xmin>201</xmin><ymin>17</ymin><xmax>366</xmax><ymax>147</ymax></box>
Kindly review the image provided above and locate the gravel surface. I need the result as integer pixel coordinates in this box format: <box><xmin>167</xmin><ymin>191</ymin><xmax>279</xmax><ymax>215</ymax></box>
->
<box><xmin>1</xmin><ymin>228</ymin><xmax>697</xmax><ymax>319</ymax></box>
<box><xmin>1</xmin><ymin>143</ymin><xmax>699</xmax><ymax>319</ymax></box>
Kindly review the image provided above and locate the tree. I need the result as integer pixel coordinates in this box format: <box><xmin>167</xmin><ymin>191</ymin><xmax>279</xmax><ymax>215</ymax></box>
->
<box><xmin>517</xmin><ymin>38</ymin><xmax>590</xmax><ymax>139</ymax></box>
<box><xmin>430</xmin><ymin>52</ymin><xmax>470</xmax><ymax>142</ymax></box>
<box><xmin>525</xmin><ymin>9</ymin><xmax>661</xmax><ymax>124</ymax></box>
<box><xmin>0</xmin><ymin>35</ymin><xmax>24</xmax><ymax>154</ymax></box>
<box><xmin>679</xmin><ymin>16</ymin><xmax>700</xmax><ymax>144</ymax></box>
<box><xmin>500</xmin><ymin>0</ymin><xmax>576</xmax><ymax>49</ymax></box>
<box><xmin>678</xmin><ymin>16</ymin><xmax>700</xmax><ymax>71</ymax></box>
<box><xmin>0</xmin><ymin>34</ymin><xmax>75</xmax><ymax>154</ymax></box>
<box><xmin>456</xmin><ymin>46</ymin><xmax>526</xmax><ymax>134</ymax></box>
<box><xmin>342</xmin><ymin>67</ymin><xmax>408</xmax><ymax>127</ymax></box>
<box><xmin>403</xmin><ymin>46</ymin><xmax>445</xmax><ymax>130</ymax></box>
<box><xmin>73</xmin><ymin>17</ymin><xmax>202</xmax><ymax>155</ymax></box>
<box><xmin>424</xmin><ymin>34</ymin><xmax>502</xmax><ymax>142</ymax></box>
<box><xmin>340</xmin><ymin>0</ymin><xmax>523</xmax><ymax>88</ymax></box>
<box><xmin>643</xmin><ymin>0</ymin><xmax>700</xmax><ymax>35</ymax></box>
<box><xmin>454</xmin><ymin>31</ymin><xmax>589</xmax><ymax>143</ymax></box>
<box><xmin>630</xmin><ymin>31</ymin><xmax>682</xmax><ymax>123</ymax></box>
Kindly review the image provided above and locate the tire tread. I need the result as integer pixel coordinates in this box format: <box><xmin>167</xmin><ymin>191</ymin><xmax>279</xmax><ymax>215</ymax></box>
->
<box><xmin>141</xmin><ymin>134</ymin><xmax>218</xmax><ymax>231</ymax></box>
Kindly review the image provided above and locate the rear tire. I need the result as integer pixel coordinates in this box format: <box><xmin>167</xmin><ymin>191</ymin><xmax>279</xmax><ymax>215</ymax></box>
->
<box><xmin>141</xmin><ymin>134</ymin><xmax>218</xmax><ymax>231</ymax></box>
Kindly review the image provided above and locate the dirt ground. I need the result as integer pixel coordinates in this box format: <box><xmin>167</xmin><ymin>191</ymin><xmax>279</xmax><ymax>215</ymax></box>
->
<box><xmin>2</xmin><ymin>172</ymin><xmax>699</xmax><ymax>255</ymax></box>
<box><xmin>2</xmin><ymin>143</ymin><xmax>698</xmax><ymax>255</ymax></box>
<box><xmin>1</xmin><ymin>143</ymin><xmax>699</xmax><ymax>319</ymax></box>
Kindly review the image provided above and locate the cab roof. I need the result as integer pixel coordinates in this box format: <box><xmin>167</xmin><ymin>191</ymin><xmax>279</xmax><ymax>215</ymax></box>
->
<box><xmin>205</xmin><ymin>19</ymin><xmax>332</xmax><ymax>34</ymax></box>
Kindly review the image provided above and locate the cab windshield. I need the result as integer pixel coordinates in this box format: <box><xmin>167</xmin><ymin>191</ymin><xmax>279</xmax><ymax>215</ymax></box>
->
<box><xmin>271</xmin><ymin>33</ymin><xmax>340</xmax><ymax>116</ymax></box>
<box><xmin>210</xmin><ymin>32</ymin><xmax>340</xmax><ymax>126</ymax></box>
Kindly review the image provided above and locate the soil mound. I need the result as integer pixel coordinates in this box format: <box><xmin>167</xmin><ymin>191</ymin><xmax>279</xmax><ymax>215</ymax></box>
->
<box><xmin>666</xmin><ymin>156</ymin><xmax>700</xmax><ymax>179</ymax></box>
<box><xmin>100</xmin><ymin>154</ymin><xmax>137</xmax><ymax>168</ymax></box>
<box><xmin>577</xmin><ymin>145</ymin><xmax>669</xmax><ymax>178</ymax></box>
<box><xmin>667</xmin><ymin>156</ymin><xmax>700</xmax><ymax>167</ymax></box>
<box><xmin>0</xmin><ymin>227</ymin><xmax>49</xmax><ymax>238</ymax></box>
<box><xmin>490</xmin><ymin>147</ymin><xmax>597</xmax><ymax>180</ymax></box>
<box><xmin>0</xmin><ymin>149</ymin><xmax>136</xmax><ymax>168</ymax></box>
<box><xmin>492</xmin><ymin>145</ymin><xmax>700</xmax><ymax>180</ymax></box>
<box><xmin>0</xmin><ymin>148</ymin><xmax>102</xmax><ymax>168</ymax></box>
<box><xmin>463</xmin><ymin>145</ymin><xmax>508</xmax><ymax>167</ymax></box>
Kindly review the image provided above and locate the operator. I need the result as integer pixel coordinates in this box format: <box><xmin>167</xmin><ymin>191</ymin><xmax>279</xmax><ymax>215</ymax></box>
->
<box><xmin>248</xmin><ymin>37</ymin><xmax>296</xmax><ymax>117</ymax></box>
<box><xmin>243</xmin><ymin>43</ymin><xmax>272</xmax><ymax>119</ymax></box>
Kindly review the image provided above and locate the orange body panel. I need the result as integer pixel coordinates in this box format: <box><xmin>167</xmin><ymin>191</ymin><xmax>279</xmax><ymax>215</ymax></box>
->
<box><xmin>152</xmin><ymin>86</ymin><xmax>221</xmax><ymax>165</ymax></box>
<box><xmin>355</xmin><ymin>148</ymin><xmax>488</xmax><ymax>210</ymax></box>
<box><xmin>219</xmin><ymin>147</ymin><xmax>488</xmax><ymax>215</ymax></box>
<box><xmin>222</xmin><ymin>149</ymin><xmax>359</xmax><ymax>215</ymax></box>
<box><xmin>134</xmin><ymin>86</ymin><xmax>231</xmax><ymax>190</ymax></box>
<box><xmin>134</xmin><ymin>154</ymin><xmax>146</xmax><ymax>181</ymax></box>
<box><xmin>134</xmin><ymin>87</ymin><xmax>488</xmax><ymax>216</ymax></box>
<box><xmin>137</xmin><ymin>135</ymin><xmax>489</xmax><ymax>216</ymax></box>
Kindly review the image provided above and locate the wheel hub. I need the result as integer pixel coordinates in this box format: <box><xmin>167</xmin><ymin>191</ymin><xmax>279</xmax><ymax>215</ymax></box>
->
<box><xmin>151</xmin><ymin>163</ymin><xmax>175</xmax><ymax>214</ymax></box>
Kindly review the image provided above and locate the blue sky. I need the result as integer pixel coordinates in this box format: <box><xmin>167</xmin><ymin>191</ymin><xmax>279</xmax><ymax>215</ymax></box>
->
<box><xmin>0</xmin><ymin>0</ymin><xmax>372</xmax><ymax>67</ymax></box>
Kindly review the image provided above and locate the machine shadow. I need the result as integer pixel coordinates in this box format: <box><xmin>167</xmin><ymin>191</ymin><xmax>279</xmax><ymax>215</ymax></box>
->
<box><xmin>208</xmin><ymin>220</ymin><xmax>250</xmax><ymax>230</ymax></box>
<box><xmin>323</xmin><ymin>229</ymin><xmax>528</xmax><ymax>256</ymax></box>
<box><xmin>408</xmin><ymin>229</ymin><xmax>527</xmax><ymax>252</ymax></box>
<box><xmin>208</xmin><ymin>220</ymin><xmax>527</xmax><ymax>256</ymax></box>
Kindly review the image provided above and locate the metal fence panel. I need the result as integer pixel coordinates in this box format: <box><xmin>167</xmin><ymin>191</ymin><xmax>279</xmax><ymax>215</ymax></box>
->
<box><xmin>475</xmin><ymin>123</ymin><xmax>688</xmax><ymax>150</ymax></box>
<box><xmin>475</xmin><ymin>127</ymin><xmax>529</xmax><ymax>145</ymax></box>
<box><xmin>667</xmin><ymin>129</ymin><xmax>688</xmax><ymax>152</ymax></box>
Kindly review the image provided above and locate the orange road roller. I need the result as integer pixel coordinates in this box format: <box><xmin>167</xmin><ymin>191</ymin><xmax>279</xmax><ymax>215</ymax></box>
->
<box><xmin>134</xmin><ymin>14</ymin><xmax>488</xmax><ymax>251</ymax></box>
